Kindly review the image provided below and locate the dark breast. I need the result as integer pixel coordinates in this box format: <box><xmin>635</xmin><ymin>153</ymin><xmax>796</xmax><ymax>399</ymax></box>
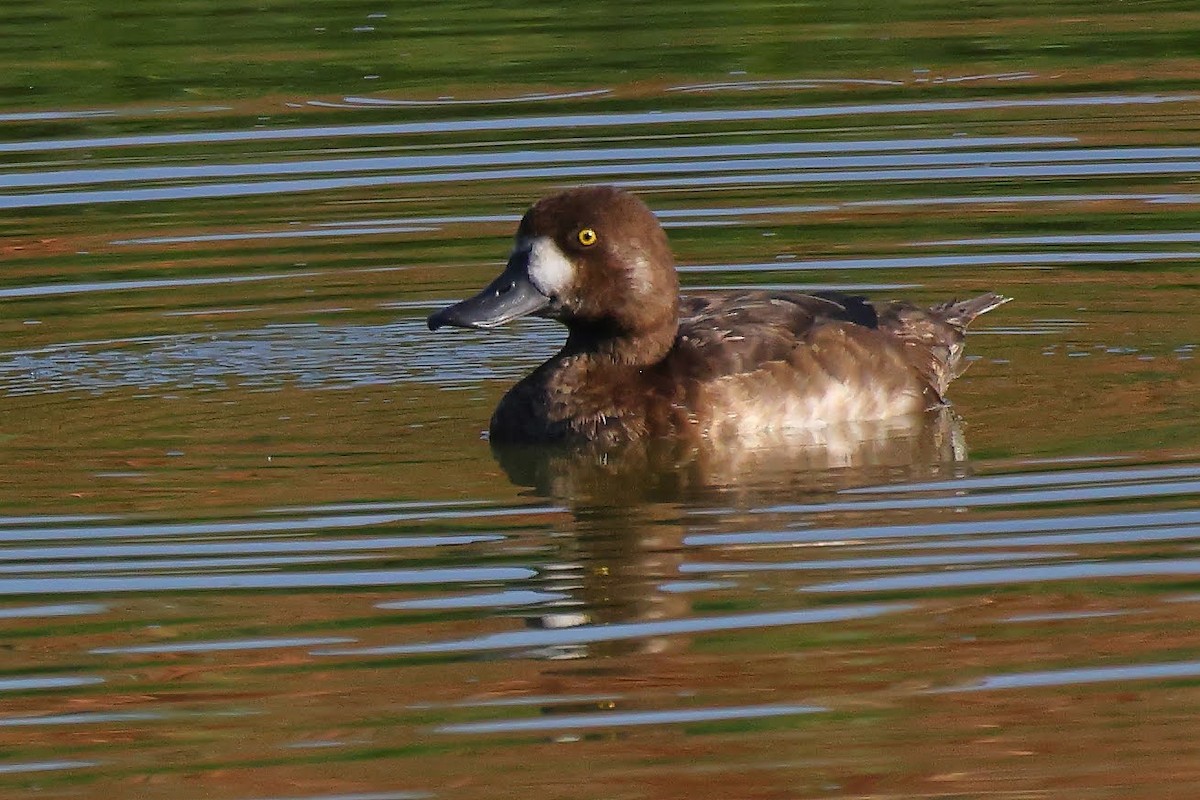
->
<box><xmin>489</xmin><ymin>358</ymin><xmax>691</xmax><ymax>446</ymax></box>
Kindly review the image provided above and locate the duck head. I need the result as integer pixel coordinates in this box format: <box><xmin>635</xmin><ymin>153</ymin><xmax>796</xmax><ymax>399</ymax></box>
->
<box><xmin>428</xmin><ymin>186</ymin><xmax>680</xmax><ymax>358</ymax></box>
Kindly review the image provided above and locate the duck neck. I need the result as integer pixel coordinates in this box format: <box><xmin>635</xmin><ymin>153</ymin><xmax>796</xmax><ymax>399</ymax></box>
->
<box><xmin>562</xmin><ymin>317</ymin><xmax>678</xmax><ymax>367</ymax></box>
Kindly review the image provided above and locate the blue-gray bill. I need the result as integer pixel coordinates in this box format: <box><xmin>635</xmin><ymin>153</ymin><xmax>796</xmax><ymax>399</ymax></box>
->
<box><xmin>428</xmin><ymin>246</ymin><xmax>552</xmax><ymax>330</ymax></box>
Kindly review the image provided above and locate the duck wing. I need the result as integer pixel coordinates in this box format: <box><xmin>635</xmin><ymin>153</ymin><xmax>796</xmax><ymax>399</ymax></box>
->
<box><xmin>674</xmin><ymin>290</ymin><xmax>878</xmax><ymax>380</ymax></box>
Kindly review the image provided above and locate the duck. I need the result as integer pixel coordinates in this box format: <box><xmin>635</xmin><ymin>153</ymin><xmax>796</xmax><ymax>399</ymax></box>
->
<box><xmin>428</xmin><ymin>185</ymin><xmax>1009</xmax><ymax>447</ymax></box>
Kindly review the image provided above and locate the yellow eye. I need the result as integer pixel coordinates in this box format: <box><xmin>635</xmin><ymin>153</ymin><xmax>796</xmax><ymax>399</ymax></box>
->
<box><xmin>577</xmin><ymin>228</ymin><xmax>598</xmax><ymax>247</ymax></box>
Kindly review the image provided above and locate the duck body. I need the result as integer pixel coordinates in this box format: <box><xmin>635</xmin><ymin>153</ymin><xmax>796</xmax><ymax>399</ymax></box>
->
<box><xmin>428</xmin><ymin>186</ymin><xmax>1009</xmax><ymax>447</ymax></box>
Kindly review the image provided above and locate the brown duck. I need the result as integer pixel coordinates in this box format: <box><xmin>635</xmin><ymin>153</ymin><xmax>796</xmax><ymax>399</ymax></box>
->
<box><xmin>428</xmin><ymin>186</ymin><xmax>1009</xmax><ymax>447</ymax></box>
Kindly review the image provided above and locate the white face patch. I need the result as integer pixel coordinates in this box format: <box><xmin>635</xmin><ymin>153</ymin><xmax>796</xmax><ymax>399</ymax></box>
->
<box><xmin>519</xmin><ymin>235</ymin><xmax>575</xmax><ymax>298</ymax></box>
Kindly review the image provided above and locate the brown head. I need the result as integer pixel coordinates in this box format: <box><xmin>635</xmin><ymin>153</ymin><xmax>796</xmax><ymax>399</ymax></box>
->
<box><xmin>428</xmin><ymin>186</ymin><xmax>680</xmax><ymax>363</ymax></box>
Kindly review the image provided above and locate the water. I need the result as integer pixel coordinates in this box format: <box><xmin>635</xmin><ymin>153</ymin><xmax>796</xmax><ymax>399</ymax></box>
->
<box><xmin>2</xmin><ymin>3</ymin><xmax>1199</xmax><ymax>798</ymax></box>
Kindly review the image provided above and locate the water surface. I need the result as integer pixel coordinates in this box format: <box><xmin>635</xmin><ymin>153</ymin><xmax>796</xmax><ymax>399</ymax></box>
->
<box><xmin>1</xmin><ymin>3</ymin><xmax>1199</xmax><ymax>798</ymax></box>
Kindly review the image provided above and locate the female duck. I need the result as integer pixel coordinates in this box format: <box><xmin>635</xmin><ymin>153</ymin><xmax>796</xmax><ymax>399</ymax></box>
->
<box><xmin>428</xmin><ymin>186</ymin><xmax>1008</xmax><ymax>447</ymax></box>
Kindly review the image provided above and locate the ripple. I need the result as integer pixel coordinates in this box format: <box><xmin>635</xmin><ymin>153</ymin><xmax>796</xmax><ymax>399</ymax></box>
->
<box><xmin>0</xmin><ymin>760</ymin><xmax>99</xmax><ymax>774</ymax></box>
<box><xmin>0</xmin><ymin>534</ymin><xmax>504</xmax><ymax>563</ymax></box>
<box><xmin>0</xmin><ymin>271</ymin><xmax>318</xmax><ymax>300</ymax></box>
<box><xmin>0</xmin><ymin>602</ymin><xmax>107</xmax><ymax>619</ymax></box>
<box><xmin>921</xmin><ymin>231</ymin><xmax>1200</xmax><ymax>246</ymax></box>
<box><xmin>0</xmin><ymin>511</ymin><xmax>519</xmax><ymax>543</ymax></box>
<box><xmin>8</xmin><ymin>147</ymin><xmax>1200</xmax><ymax>210</ymax></box>
<box><xmin>860</xmin><ymin>524</ymin><xmax>1200</xmax><ymax>551</ymax></box>
<box><xmin>0</xmin><ymin>104</ymin><xmax>227</xmax><ymax>123</ymax></box>
<box><xmin>0</xmin><ymin>711</ymin><xmax>164</xmax><ymax>728</ymax></box>
<box><xmin>0</xmin><ymin>567</ymin><xmax>535</xmax><ymax>596</ymax></box>
<box><xmin>679</xmin><ymin>251</ymin><xmax>1200</xmax><ymax>273</ymax></box>
<box><xmin>751</xmin><ymin>479</ymin><xmax>1200</xmax><ymax>514</ymax></box>
<box><xmin>0</xmin><ymin>675</ymin><xmax>104</xmax><ymax>692</ymax></box>
<box><xmin>0</xmin><ymin>95</ymin><xmax>1172</xmax><ymax>154</ymax></box>
<box><xmin>670</xmin><ymin>77</ymin><xmax>904</xmax><ymax>92</ymax></box>
<box><xmin>849</xmin><ymin>191</ymin><xmax>1200</xmax><ymax>208</ymax></box>
<box><xmin>378</xmin><ymin>590</ymin><xmax>572</xmax><ymax>610</ymax></box>
<box><xmin>804</xmin><ymin>558</ymin><xmax>1200</xmax><ymax>593</ymax></box>
<box><xmin>110</xmin><ymin>226</ymin><xmax>437</xmax><ymax>246</ymax></box>
<box><xmin>92</xmin><ymin>637</ymin><xmax>356</xmax><ymax>655</ymax></box>
<box><xmin>0</xmin><ymin>554</ymin><xmax>373</xmax><ymax>574</ymax></box>
<box><xmin>410</xmin><ymin>693</ymin><xmax>622</xmax><ymax>710</ymax></box>
<box><xmin>686</xmin><ymin>509</ymin><xmax>1200</xmax><ymax>548</ymax></box>
<box><xmin>337</xmin><ymin>89</ymin><xmax>612</xmax><ymax>105</ymax></box>
<box><xmin>681</xmin><ymin>551</ymin><xmax>1070</xmax><ymax>574</ymax></box>
<box><xmin>658</xmin><ymin>580</ymin><xmax>737</xmax><ymax>594</ymax></box>
<box><xmin>4</xmin><ymin>137</ymin><xmax>1083</xmax><ymax>193</ymax></box>
<box><xmin>840</xmin><ymin>465</ymin><xmax>1200</xmax><ymax>495</ymax></box>
<box><xmin>626</xmin><ymin>159</ymin><xmax>1200</xmax><ymax>191</ymax></box>
<box><xmin>1001</xmin><ymin>610</ymin><xmax>1134</xmax><ymax>623</ymax></box>
<box><xmin>435</xmin><ymin>701</ymin><xmax>824</xmax><ymax>734</ymax></box>
<box><xmin>977</xmin><ymin>320</ymin><xmax>1086</xmax><ymax>335</ymax></box>
<box><xmin>315</xmin><ymin>603</ymin><xmax>912</xmax><ymax>656</ymax></box>
<box><xmin>939</xmin><ymin>659</ymin><xmax>1200</xmax><ymax>692</ymax></box>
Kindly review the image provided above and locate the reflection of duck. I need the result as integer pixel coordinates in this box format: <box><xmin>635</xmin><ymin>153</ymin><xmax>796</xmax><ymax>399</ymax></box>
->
<box><xmin>429</xmin><ymin>185</ymin><xmax>1009</xmax><ymax>446</ymax></box>
<box><xmin>499</xmin><ymin>408</ymin><xmax>973</xmax><ymax>660</ymax></box>
<box><xmin>493</xmin><ymin>407</ymin><xmax>970</xmax><ymax>504</ymax></box>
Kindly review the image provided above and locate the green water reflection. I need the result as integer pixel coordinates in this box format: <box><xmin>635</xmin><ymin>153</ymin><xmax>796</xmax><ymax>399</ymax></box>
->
<box><xmin>5</xmin><ymin>0</ymin><xmax>1200</xmax><ymax>112</ymax></box>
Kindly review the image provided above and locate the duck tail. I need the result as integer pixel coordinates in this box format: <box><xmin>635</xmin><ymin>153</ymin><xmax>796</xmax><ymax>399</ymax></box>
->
<box><xmin>878</xmin><ymin>292</ymin><xmax>1012</xmax><ymax>403</ymax></box>
<box><xmin>932</xmin><ymin>292</ymin><xmax>1012</xmax><ymax>331</ymax></box>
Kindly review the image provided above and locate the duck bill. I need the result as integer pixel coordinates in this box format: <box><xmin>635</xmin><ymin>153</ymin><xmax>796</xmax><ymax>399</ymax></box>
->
<box><xmin>427</xmin><ymin>262</ymin><xmax>551</xmax><ymax>331</ymax></box>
